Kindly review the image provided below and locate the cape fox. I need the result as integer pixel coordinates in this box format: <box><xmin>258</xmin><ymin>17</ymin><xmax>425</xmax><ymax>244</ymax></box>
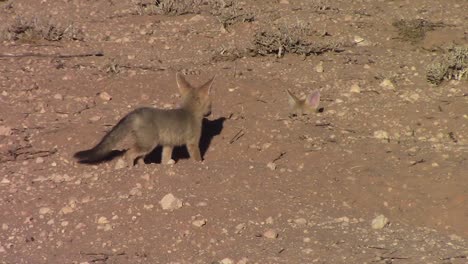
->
<box><xmin>74</xmin><ymin>73</ymin><xmax>215</xmax><ymax>166</ymax></box>
<box><xmin>286</xmin><ymin>89</ymin><xmax>320</xmax><ymax>115</ymax></box>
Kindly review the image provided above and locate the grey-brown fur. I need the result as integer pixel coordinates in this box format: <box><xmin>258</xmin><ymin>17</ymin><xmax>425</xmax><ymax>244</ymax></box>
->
<box><xmin>74</xmin><ymin>73</ymin><xmax>215</xmax><ymax>166</ymax></box>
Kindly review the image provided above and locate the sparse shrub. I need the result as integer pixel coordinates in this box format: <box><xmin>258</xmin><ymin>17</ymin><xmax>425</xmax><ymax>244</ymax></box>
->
<box><xmin>392</xmin><ymin>19</ymin><xmax>444</xmax><ymax>43</ymax></box>
<box><xmin>252</xmin><ymin>22</ymin><xmax>343</xmax><ymax>57</ymax></box>
<box><xmin>134</xmin><ymin>0</ymin><xmax>254</xmax><ymax>27</ymax></box>
<box><xmin>2</xmin><ymin>16</ymin><xmax>84</xmax><ymax>41</ymax></box>
<box><xmin>426</xmin><ymin>46</ymin><xmax>468</xmax><ymax>85</ymax></box>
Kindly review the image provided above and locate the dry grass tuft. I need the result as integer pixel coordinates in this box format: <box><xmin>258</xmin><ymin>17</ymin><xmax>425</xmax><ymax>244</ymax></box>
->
<box><xmin>392</xmin><ymin>19</ymin><xmax>444</xmax><ymax>43</ymax></box>
<box><xmin>426</xmin><ymin>46</ymin><xmax>468</xmax><ymax>85</ymax></box>
<box><xmin>2</xmin><ymin>16</ymin><xmax>84</xmax><ymax>42</ymax></box>
<box><xmin>252</xmin><ymin>22</ymin><xmax>343</xmax><ymax>57</ymax></box>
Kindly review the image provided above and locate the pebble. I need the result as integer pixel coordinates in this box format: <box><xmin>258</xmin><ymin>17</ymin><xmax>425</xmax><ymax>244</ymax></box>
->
<box><xmin>371</xmin><ymin>214</ymin><xmax>389</xmax><ymax>229</ymax></box>
<box><xmin>373</xmin><ymin>130</ymin><xmax>389</xmax><ymax>140</ymax></box>
<box><xmin>89</xmin><ymin>115</ymin><xmax>101</xmax><ymax>122</ymax></box>
<box><xmin>189</xmin><ymin>15</ymin><xmax>206</xmax><ymax>22</ymax></box>
<box><xmin>0</xmin><ymin>125</ymin><xmax>12</xmax><ymax>136</ymax></box>
<box><xmin>279</xmin><ymin>0</ymin><xmax>289</xmax><ymax>4</ymax></box>
<box><xmin>160</xmin><ymin>193</ymin><xmax>183</xmax><ymax>210</ymax></box>
<box><xmin>99</xmin><ymin>92</ymin><xmax>112</xmax><ymax>101</ymax></box>
<box><xmin>265</xmin><ymin>216</ymin><xmax>274</xmax><ymax>224</ymax></box>
<box><xmin>192</xmin><ymin>219</ymin><xmax>207</xmax><ymax>227</ymax></box>
<box><xmin>39</xmin><ymin>207</ymin><xmax>52</xmax><ymax>215</ymax></box>
<box><xmin>263</xmin><ymin>229</ymin><xmax>279</xmax><ymax>239</ymax></box>
<box><xmin>294</xmin><ymin>218</ymin><xmax>307</xmax><ymax>226</ymax></box>
<box><xmin>114</xmin><ymin>158</ymin><xmax>126</xmax><ymax>170</ymax></box>
<box><xmin>53</xmin><ymin>93</ymin><xmax>63</xmax><ymax>100</ymax></box>
<box><xmin>61</xmin><ymin>206</ymin><xmax>74</xmax><ymax>214</ymax></box>
<box><xmin>235</xmin><ymin>223</ymin><xmax>246</xmax><ymax>234</ymax></box>
<box><xmin>380</xmin><ymin>79</ymin><xmax>395</xmax><ymax>90</ymax></box>
<box><xmin>266</xmin><ymin>162</ymin><xmax>276</xmax><ymax>170</ymax></box>
<box><xmin>220</xmin><ymin>258</ymin><xmax>234</xmax><ymax>264</ymax></box>
<box><xmin>97</xmin><ymin>216</ymin><xmax>109</xmax><ymax>224</ymax></box>
<box><xmin>350</xmin><ymin>84</ymin><xmax>361</xmax><ymax>93</ymax></box>
<box><xmin>315</xmin><ymin>61</ymin><xmax>324</xmax><ymax>73</ymax></box>
<box><xmin>35</xmin><ymin>157</ymin><xmax>44</xmax><ymax>164</ymax></box>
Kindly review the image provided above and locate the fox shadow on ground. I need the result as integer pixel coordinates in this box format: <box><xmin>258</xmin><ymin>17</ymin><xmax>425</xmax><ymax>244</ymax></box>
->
<box><xmin>144</xmin><ymin>116</ymin><xmax>226</xmax><ymax>164</ymax></box>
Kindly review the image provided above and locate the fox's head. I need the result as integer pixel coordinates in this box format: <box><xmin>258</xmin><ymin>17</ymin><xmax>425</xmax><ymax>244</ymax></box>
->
<box><xmin>176</xmin><ymin>73</ymin><xmax>215</xmax><ymax>117</ymax></box>
<box><xmin>286</xmin><ymin>89</ymin><xmax>321</xmax><ymax>115</ymax></box>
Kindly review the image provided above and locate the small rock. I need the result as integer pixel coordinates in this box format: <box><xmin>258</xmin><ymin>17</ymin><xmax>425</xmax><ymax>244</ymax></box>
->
<box><xmin>0</xmin><ymin>126</ymin><xmax>12</xmax><ymax>136</ymax></box>
<box><xmin>374</xmin><ymin>130</ymin><xmax>389</xmax><ymax>140</ymax></box>
<box><xmin>39</xmin><ymin>207</ymin><xmax>52</xmax><ymax>215</ymax></box>
<box><xmin>53</xmin><ymin>93</ymin><xmax>63</xmax><ymax>100</ymax></box>
<box><xmin>61</xmin><ymin>206</ymin><xmax>74</xmax><ymax>215</ymax></box>
<box><xmin>89</xmin><ymin>115</ymin><xmax>101</xmax><ymax>122</ymax></box>
<box><xmin>235</xmin><ymin>223</ymin><xmax>246</xmax><ymax>234</ymax></box>
<box><xmin>114</xmin><ymin>158</ymin><xmax>127</xmax><ymax>170</ymax></box>
<box><xmin>99</xmin><ymin>92</ymin><xmax>112</xmax><ymax>101</ymax></box>
<box><xmin>166</xmin><ymin>159</ymin><xmax>175</xmax><ymax>165</ymax></box>
<box><xmin>371</xmin><ymin>214</ymin><xmax>389</xmax><ymax>229</ymax></box>
<box><xmin>294</xmin><ymin>218</ymin><xmax>307</xmax><ymax>225</ymax></box>
<box><xmin>315</xmin><ymin>61</ymin><xmax>324</xmax><ymax>73</ymax></box>
<box><xmin>192</xmin><ymin>219</ymin><xmax>207</xmax><ymax>227</ymax></box>
<box><xmin>380</xmin><ymin>79</ymin><xmax>395</xmax><ymax>90</ymax></box>
<box><xmin>266</xmin><ymin>162</ymin><xmax>276</xmax><ymax>171</ymax></box>
<box><xmin>354</xmin><ymin>36</ymin><xmax>364</xmax><ymax>43</ymax></box>
<box><xmin>35</xmin><ymin>157</ymin><xmax>44</xmax><ymax>164</ymax></box>
<box><xmin>189</xmin><ymin>14</ymin><xmax>206</xmax><ymax>22</ymax></box>
<box><xmin>97</xmin><ymin>217</ymin><xmax>109</xmax><ymax>224</ymax></box>
<box><xmin>220</xmin><ymin>258</ymin><xmax>234</xmax><ymax>264</ymax></box>
<box><xmin>263</xmin><ymin>229</ymin><xmax>278</xmax><ymax>239</ymax></box>
<box><xmin>265</xmin><ymin>216</ymin><xmax>274</xmax><ymax>225</ymax></box>
<box><xmin>350</xmin><ymin>84</ymin><xmax>361</xmax><ymax>93</ymax></box>
<box><xmin>449</xmin><ymin>234</ymin><xmax>463</xmax><ymax>242</ymax></box>
<box><xmin>160</xmin><ymin>193</ymin><xmax>183</xmax><ymax>210</ymax></box>
<box><xmin>279</xmin><ymin>0</ymin><xmax>289</xmax><ymax>4</ymax></box>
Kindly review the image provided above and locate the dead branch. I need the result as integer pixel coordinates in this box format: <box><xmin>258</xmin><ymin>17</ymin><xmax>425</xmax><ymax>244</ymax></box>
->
<box><xmin>0</xmin><ymin>51</ymin><xmax>104</xmax><ymax>58</ymax></box>
<box><xmin>229</xmin><ymin>129</ymin><xmax>245</xmax><ymax>144</ymax></box>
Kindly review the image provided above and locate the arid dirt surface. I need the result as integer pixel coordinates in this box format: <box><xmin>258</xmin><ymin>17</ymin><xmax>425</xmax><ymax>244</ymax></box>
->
<box><xmin>0</xmin><ymin>0</ymin><xmax>467</xmax><ymax>263</ymax></box>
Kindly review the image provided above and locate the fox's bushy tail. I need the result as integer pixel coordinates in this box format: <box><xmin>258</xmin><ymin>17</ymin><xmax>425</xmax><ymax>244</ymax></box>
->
<box><xmin>74</xmin><ymin>114</ymin><xmax>134</xmax><ymax>162</ymax></box>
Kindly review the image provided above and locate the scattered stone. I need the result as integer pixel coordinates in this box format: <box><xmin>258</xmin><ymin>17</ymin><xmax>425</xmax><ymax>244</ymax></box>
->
<box><xmin>99</xmin><ymin>92</ymin><xmax>112</xmax><ymax>101</ymax></box>
<box><xmin>373</xmin><ymin>130</ymin><xmax>389</xmax><ymax>141</ymax></box>
<box><xmin>189</xmin><ymin>15</ymin><xmax>206</xmax><ymax>22</ymax></box>
<box><xmin>263</xmin><ymin>229</ymin><xmax>278</xmax><ymax>239</ymax></box>
<box><xmin>350</xmin><ymin>84</ymin><xmax>361</xmax><ymax>93</ymax></box>
<box><xmin>315</xmin><ymin>61</ymin><xmax>324</xmax><ymax>73</ymax></box>
<box><xmin>160</xmin><ymin>193</ymin><xmax>183</xmax><ymax>210</ymax></box>
<box><xmin>0</xmin><ymin>246</ymin><xmax>5</xmax><ymax>253</ymax></box>
<box><xmin>167</xmin><ymin>159</ymin><xmax>176</xmax><ymax>165</ymax></box>
<box><xmin>279</xmin><ymin>0</ymin><xmax>289</xmax><ymax>4</ymax></box>
<box><xmin>114</xmin><ymin>158</ymin><xmax>126</xmax><ymax>170</ymax></box>
<box><xmin>266</xmin><ymin>162</ymin><xmax>276</xmax><ymax>170</ymax></box>
<box><xmin>97</xmin><ymin>216</ymin><xmax>109</xmax><ymax>224</ymax></box>
<box><xmin>220</xmin><ymin>258</ymin><xmax>234</xmax><ymax>264</ymax></box>
<box><xmin>354</xmin><ymin>36</ymin><xmax>364</xmax><ymax>43</ymax></box>
<box><xmin>89</xmin><ymin>115</ymin><xmax>101</xmax><ymax>122</ymax></box>
<box><xmin>0</xmin><ymin>125</ymin><xmax>12</xmax><ymax>136</ymax></box>
<box><xmin>35</xmin><ymin>157</ymin><xmax>44</xmax><ymax>164</ymax></box>
<box><xmin>192</xmin><ymin>219</ymin><xmax>207</xmax><ymax>227</ymax></box>
<box><xmin>265</xmin><ymin>216</ymin><xmax>274</xmax><ymax>224</ymax></box>
<box><xmin>1</xmin><ymin>178</ymin><xmax>10</xmax><ymax>184</ymax></box>
<box><xmin>53</xmin><ymin>93</ymin><xmax>63</xmax><ymax>100</ymax></box>
<box><xmin>371</xmin><ymin>214</ymin><xmax>389</xmax><ymax>229</ymax></box>
<box><xmin>235</xmin><ymin>223</ymin><xmax>246</xmax><ymax>234</ymax></box>
<box><xmin>39</xmin><ymin>207</ymin><xmax>52</xmax><ymax>215</ymax></box>
<box><xmin>380</xmin><ymin>79</ymin><xmax>395</xmax><ymax>90</ymax></box>
<box><xmin>449</xmin><ymin>234</ymin><xmax>463</xmax><ymax>242</ymax></box>
<box><xmin>294</xmin><ymin>218</ymin><xmax>307</xmax><ymax>226</ymax></box>
<box><xmin>61</xmin><ymin>206</ymin><xmax>74</xmax><ymax>215</ymax></box>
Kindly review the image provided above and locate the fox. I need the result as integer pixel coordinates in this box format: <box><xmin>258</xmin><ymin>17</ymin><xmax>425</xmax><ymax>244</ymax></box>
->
<box><xmin>73</xmin><ymin>73</ymin><xmax>215</xmax><ymax>167</ymax></box>
<box><xmin>286</xmin><ymin>89</ymin><xmax>321</xmax><ymax>115</ymax></box>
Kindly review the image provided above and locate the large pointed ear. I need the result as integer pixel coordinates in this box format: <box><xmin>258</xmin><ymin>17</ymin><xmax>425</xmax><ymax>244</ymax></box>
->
<box><xmin>306</xmin><ymin>90</ymin><xmax>320</xmax><ymax>109</ymax></box>
<box><xmin>286</xmin><ymin>89</ymin><xmax>302</xmax><ymax>108</ymax></box>
<box><xmin>197</xmin><ymin>75</ymin><xmax>216</xmax><ymax>97</ymax></box>
<box><xmin>176</xmin><ymin>72</ymin><xmax>193</xmax><ymax>95</ymax></box>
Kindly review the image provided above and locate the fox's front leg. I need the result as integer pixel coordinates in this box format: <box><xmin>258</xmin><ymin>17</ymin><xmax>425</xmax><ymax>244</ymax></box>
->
<box><xmin>161</xmin><ymin>146</ymin><xmax>174</xmax><ymax>164</ymax></box>
<box><xmin>187</xmin><ymin>142</ymin><xmax>202</xmax><ymax>161</ymax></box>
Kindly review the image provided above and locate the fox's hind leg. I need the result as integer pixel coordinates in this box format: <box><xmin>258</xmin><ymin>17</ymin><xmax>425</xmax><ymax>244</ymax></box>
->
<box><xmin>125</xmin><ymin>130</ymin><xmax>157</xmax><ymax>166</ymax></box>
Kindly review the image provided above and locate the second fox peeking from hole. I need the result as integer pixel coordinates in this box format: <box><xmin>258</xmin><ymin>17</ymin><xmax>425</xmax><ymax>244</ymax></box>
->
<box><xmin>74</xmin><ymin>73</ymin><xmax>215</xmax><ymax>167</ymax></box>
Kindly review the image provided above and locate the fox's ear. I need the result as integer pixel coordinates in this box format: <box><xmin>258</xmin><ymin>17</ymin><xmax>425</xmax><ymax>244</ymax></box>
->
<box><xmin>306</xmin><ymin>90</ymin><xmax>320</xmax><ymax>109</ymax></box>
<box><xmin>286</xmin><ymin>89</ymin><xmax>302</xmax><ymax>108</ymax></box>
<box><xmin>176</xmin><ymin>72</ymin><xmax>193</xmax><ymax>95</ymax></box>
<box><xmin>198</xmin><ymin>75</ymin><xmax>216</xmax><ymax>97</ymax></box>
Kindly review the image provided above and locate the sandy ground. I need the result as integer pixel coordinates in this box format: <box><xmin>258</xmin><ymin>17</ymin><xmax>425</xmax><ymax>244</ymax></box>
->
<box><xmin>0</xmin><ymin>0</ymin><xmax>467</xmax><ymax>263</ymax></box>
